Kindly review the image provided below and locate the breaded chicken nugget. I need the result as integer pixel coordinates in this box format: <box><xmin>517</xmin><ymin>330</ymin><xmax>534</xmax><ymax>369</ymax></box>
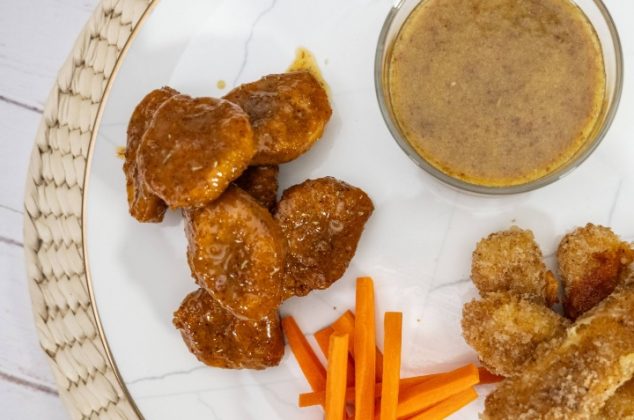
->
<box><xmin>224</xmin><ymin>71</ymin><xmax>332</xmax><ymax>165</ymax></box>
<box><xmin>483</xmin><ymin>283</ymin><xmax>634</xmax><ymax>419</ymax></box>
<box><xmin>137</xmin><ymin>95</ymin><xmax>255</xmax><ymax>208</ymax></box>
<box><xmin>234</xmin><ymin>165</ymin><xmax>279</xmax><ymax>212</ymax></box>
<box><xmin>184</xmin><ymin>186</ymin><xmax>285</xmax><ymax>320</ymax></box>
<box><xmin>472</xmin><ymin>227</ymin><xmax>558</xmax><ymax>305</ymax></box>
<box><xmin>173</xmin><ymin>288</ymin><xmax>284</xmax><ymax>369</ymax></box>
<box><xmin>124</xmin><ymin>87</ymin><xmax>178</xmax><ymax>222</ymax></box>
<box><xmin>599</xmin><ymin>379</ymin><xmax>634</xmax><ymax>419</ymax></box>
<box><xmin>461</xmin><ymin>292</ymin><xmax>569</xmax><ymax>377</ymax></box>
<box><xmin>275</xmin><ymin>177</ymin><xmax>373</xmax><ymax>299</ymax></box>
<box><xmin>558</xmin><ymin>223</ymin><xmax>634</xmax><ymax>319</ymax></box>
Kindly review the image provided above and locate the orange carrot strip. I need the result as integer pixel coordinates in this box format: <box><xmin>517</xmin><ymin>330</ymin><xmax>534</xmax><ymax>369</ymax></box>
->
<box><xmin>331</xmin><ymin>311</ymin><xmax>356</xmax><ymax>354</ymax></box>
<box><xmin>408</xmin><ymin>387</ymin><xmax>478</xmax><ymax>420</ymax></box>
<box><xmin>331</xmin><ymin>310</ymin><xmax>384</xmax><ymax>379</ymax></box>
<box><xmin>325</xmin><ymin>333</ymin><xmax>349</xmax><ymax>420</ymax></box>
<box><xmin>315</xmin><ymin>325</ymin><xmax>355</xmax><ymax>386</ymax></box>
<box><xmin>315</xmin><ymin>326</ymin><xmax>335</xmax><ymax>355</ymax></box>
<box><xmin>478</xmin><ymin>367</ymin><xmax>504</xmax><ymax>385</ymax></box>
<box><xmin>299</xmin><ymin>373</ymin><xmax>441</xmax><ymax>408</ymax></box>
<box><xmin>355</xmin><ymin>277</ymin><xmax>376</xmax><ymax>420</ymax></box>
<box><xmin>395</xmin><ymin>364</ymin><xmax>480</xmax><ymax>418</ymax></box>
<box><xmin>282</xmin><ymin>316</ymin><xmax>327</xmax><ymax>391</ymax></box>
<box><xmin>380</xmin><ymin>312</ymin><xmax>402</xmax><ymax>420</ymax></box>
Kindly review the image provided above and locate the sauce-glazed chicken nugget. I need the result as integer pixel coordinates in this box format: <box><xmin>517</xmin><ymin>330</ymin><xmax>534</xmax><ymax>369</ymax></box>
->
<box><xmin>483</xmin><ymin>283</ymin><xmax>634</xmax><ymax>419</ymax></box>
<box><xmin>275</xmin><ymin>177</ymin><xmax>373</xmax><ymax>299</ymax></box>
<box><xmin>173</xmin><ymin>288</ymin><xmax>284</xmax><ymax>369</ymax></box>
<box><xmin>124</xmin><ymin>87</ymin><xmax>178</xmax><ymax>222</ymax></box>
<box><xmin>472</xmin><ymin>227</ymin><xmax>558</xmax><ymax>305</ymax></box>
<box><xmin>137</xmin><ymin>95</ymin><xmax>255</xmax><ymax>208</ymax></box>
<box><xmin>184</xmin><ymin>186</ymin><xmax>285</xmax><ymax>320</ymax></box>
<box><xmin>461</xmin><ymin>292</ymin><xmax>569</xmax><ymax>377</ymax></box>
<box><xmin>224</xmin><ymin>71</ymin><xmax>332</xmax><ymax>165</ymax></box>
<box><xmin>234</xmin><ymin>165</ymin><xmax>279</xmax><ymax>212</ymax></box>
<box><xmin>557</xmin><ymin>223</ymin><xmax>634</xmax><ymax>319</ymax></box>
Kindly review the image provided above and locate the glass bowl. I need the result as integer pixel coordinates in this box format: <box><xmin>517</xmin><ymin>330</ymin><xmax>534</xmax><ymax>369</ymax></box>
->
<box><xmin>375</xmin><ymin>0</ymin><xmax>623</xmax><ymax>195</ymax></box>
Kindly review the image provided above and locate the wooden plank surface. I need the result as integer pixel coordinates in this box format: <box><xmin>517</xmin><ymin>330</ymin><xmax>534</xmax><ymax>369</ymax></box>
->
<box><xmin>0</xmin><ymin>1</ymin><xmax>99</xmax><ymax>418</ymax></box>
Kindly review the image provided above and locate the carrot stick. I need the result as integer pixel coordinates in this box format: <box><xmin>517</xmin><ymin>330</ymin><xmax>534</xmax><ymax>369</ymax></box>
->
<box><xmin>331</xmin><ymin>311</ymin><xmax>356</xmax><ymax>354</ymax></box>
<box><xmin>325</xmin><ymin>333</ymin><xmax>349</xmax><ymax>420</ymax></box>
<box><xmin>395</xmin><ymin>364</ymin><xmax>480</xmax><ymax>418</ymax></box>
<box><xmin>282</xmin><ymin>316</ymin><xmax>327</xmax><ymax>392</ymax></box>
<box><xmin>408</xmin><ymin>387</ymin><xmax>478</xmax><ymax>420</ymax></box>
<box><xmin>478</xmin><ymin>367</ymin><xmax>504</xmax><ymax>384</ymax></box>
<box><xmin>315</xmin><ymin>325</ymin><xmax>355</xmax><ymax>386</ymax></box>
<box><xmin>298</xmin><ymin>374</ymin><xmax>439</xmax><ymax>408</ymax></box>
<box><xmin>355</xmin><ymin>277</ymin><xmax>376</xmax><ymax>420</ymax></box>
<box><xmin>380</xmin><ymin>312</ymin><xmax>402</xmax><ymax>420</ymax></box>
<box><xmin>332</xmin><ymin>310</ymin><xmax>384</xmax><ymax>379</ymax></box>
<box><xmin>315</xmin><ymin>325</ymin><xmax>335</xmax><ymax>355</ymax></box>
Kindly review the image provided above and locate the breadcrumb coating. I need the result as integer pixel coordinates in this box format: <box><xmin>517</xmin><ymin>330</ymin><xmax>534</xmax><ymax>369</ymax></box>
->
<box><xmin>483</xmin><ymin>283</ymin><xmax>634</xmax><ymax>419</ymax></box>
<box><xmin>472</xmin><ymin>227</ymin><xmax>558</xmax><ymax>305</ymax></box>
<box><xmin>462</xmin><ymin>292</ymin><xmax>569</xmax><ymax>377</ymax></box>
<box><xmin>558</xmin><ymin>223</ymin><xmax>634</xmax><ymax>319</ymax></box>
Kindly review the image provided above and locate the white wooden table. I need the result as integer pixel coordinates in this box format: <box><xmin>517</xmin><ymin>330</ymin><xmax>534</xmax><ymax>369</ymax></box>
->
<box><xmin>0</xmin><ymin>1</ymin><xmax>98</xmax><ymax>418</ymax></box>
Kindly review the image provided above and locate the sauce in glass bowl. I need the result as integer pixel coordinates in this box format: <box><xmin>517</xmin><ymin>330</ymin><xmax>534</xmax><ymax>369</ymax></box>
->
<box><xmin>387</xmin><ymin>0</ymin><xmax>606</xmax><ymax>187</ymax></box>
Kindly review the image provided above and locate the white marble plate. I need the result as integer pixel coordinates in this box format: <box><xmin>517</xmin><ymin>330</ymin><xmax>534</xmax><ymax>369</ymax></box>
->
<box><xmin>85</xmin><ymin>0</ymin><xmax>634</xmax><ymax>418</ymax></box>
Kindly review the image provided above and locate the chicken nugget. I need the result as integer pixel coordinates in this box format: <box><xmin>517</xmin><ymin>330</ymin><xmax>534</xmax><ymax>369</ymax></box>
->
<box><xmin>173</xmin><ymin>288</ymin><xmax>284</xmax><ymax>369</ymax></box>
<box><xmin>471</xmin><ymin>227</ymin><xmax>558</xmax><ymax>305</ymax></box>
<box><xmin>461</xmin><ymin>292</ymin><xmax>569</xmax><ymax>377</ymax></box>
<box><xmin>557</xmin><ymin>223</ymin><xmax>634</xmax><ymax>319</ymax></box>
<box><xmin>184</xmin><ymin>186</ymin><xmax>285</xmax><ymax>320</ymax></box>
<box><xmin>599</xmin><ymin>379</ymin><xmax>634</xmax><ymax>419</ymax></box>
<box><xmin>224</xmin><ymin>71</ymin><xmax>332</xmax><ymax>165</ymax></box>
<box><xmin>234</xmin><ymin>165</ymin><xmax>279</xmax><ymax>212</ymax></box>
<box><xmin>137</xmin><ymin>95</ymin><xmax>255</xmax><ymax>208</ymax></box>
<box><xmin>275</xmin><ymin>177</ymin><xmax>373</xmax><ymax>299</ymax></box>
<box><xmin>483</xmin><ymin>283</ymin><xmax>634</xmax><ymax>419</ymax></box>
<box><xmin>124</xmin><ymin>87</ymin><xmax>178</xmax><ymax>222</ymax></box>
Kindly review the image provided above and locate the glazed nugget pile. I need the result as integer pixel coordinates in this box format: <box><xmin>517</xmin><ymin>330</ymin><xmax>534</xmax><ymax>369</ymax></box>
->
<box><xmin>124</xmin><ymin>71</ymin><xmax>374</xmax><ymax>369</ymax></box>
<box><xmin>462</xmin><ymin>224</ymin><xmax>634</xmax><ymax>419</ymax></box>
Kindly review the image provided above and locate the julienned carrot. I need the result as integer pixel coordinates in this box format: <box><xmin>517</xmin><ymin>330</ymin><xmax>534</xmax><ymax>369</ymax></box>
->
<box><xmin>331</xmin><ymin>310</ymin><xmax>384</xmax><ymax>379</ymax></box>
<box><xmin>314</xmin><ymin>325</ymin><xmax>355</xmax><ymax>386</ymax></box>
<box><xmin>331</xmin><ymin>311</ymin><xmax>356</xmax><ymax>354</ymax></box>
<box><xmin>355</xmin><ymin>277</ymin><xmax>376</xmax><ymax>420</ymax></box>
<box><xmin>395</xmin><ymin>364</ymin><xmax>480</xmax><ymax>418</ymax></box>
<box><xmin>408</xmin><ymin>387</ymin><xmax>478</xmax><ymax>420</ymax></box>
<box><xmin>282</xmin><ymin>316</ymin><xmax>327</xmax><ymax>392</ymax></box>
<box><xmin>478</xmin><ymin>367</ymin><xmax>504</xmax><ymax>384</ymax></box>
<box><xmin>314</xmin><ymin>325</ymin><xmax>335</xmax><ymax>355</ymax></box>
<box><xmin>298</xmin><ymin>373</ymin><xmax>443</xmax><ymax>407</ymax></box>
<box><xmin>380</xmin><ymin>312</ymin><xmax>402</xmax><ymax>420</ymax></box>
<box><xmin>325</xmin><ymin>333</ymin><xmax>349</xmax><ymax>420</ymax></box>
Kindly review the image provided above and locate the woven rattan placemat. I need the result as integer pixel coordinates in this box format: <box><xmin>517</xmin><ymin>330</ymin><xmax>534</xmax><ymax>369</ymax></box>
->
<box><xmin>23</xmin><ymin>1</ymin><xmax>156</xmax><ymax>418</ymax></box>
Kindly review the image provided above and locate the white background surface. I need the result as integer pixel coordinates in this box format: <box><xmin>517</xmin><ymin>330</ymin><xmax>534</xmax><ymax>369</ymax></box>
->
<box><xmin>0</xmin><ymin>1</ymin><xmax>98</xmax><ymax>418</ymax></box>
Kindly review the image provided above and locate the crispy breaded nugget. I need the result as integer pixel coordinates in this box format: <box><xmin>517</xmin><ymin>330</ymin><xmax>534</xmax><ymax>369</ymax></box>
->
<box><xmin>184</xmin><ymin>186</ymin><xmax>285</xmax><ymax>320</ymax></box>
<box><xmin>224</xmin><ymin>71</ymin><xmax>332</xmax><ymax>165</ymax></box>
<box><xmin>275</xmin><ymin>177</ymin><xmax>373</xmax><ymax>299</ymax></box>
<box><xmin>483</xmin><ymin>283</ymin><xmax>634</xmax><ymax>419</ymax></box>
<box><xmin>137</xmin><ymin>95</ymin><xmax>255</xmax><ymax>208</ymax></box>
<box><xmin>234</xmin><ymin>165</ymin><xmax>279</xmax><ymax>212</ymax></box>
<box><xmin>558</xmin><ymin>223</ymin><xmax>634</xmax><ymax>319</ymax></box>
<box><xmin>472</xmin><ymin>227</ymin><xmax>558</xmax><ymax>305</ymax></box>
<box><xmin>599</xmin><ymin>379</ymin><xmax>634</xmax><ymax>419</ymax></box>
<box><xmin>173</xmin><ymin>288</ymin><xmax>284</xmax><ymax>369</ymax></box>
<box><xmin>124</xmin><ymin>87</ymin><xmax>178</xmax><ymax>222</ymax></box>
<box><xmin>461</xmin><ymin>292</ymin><xmax>569</xmax><ymax>377</ymax></box>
